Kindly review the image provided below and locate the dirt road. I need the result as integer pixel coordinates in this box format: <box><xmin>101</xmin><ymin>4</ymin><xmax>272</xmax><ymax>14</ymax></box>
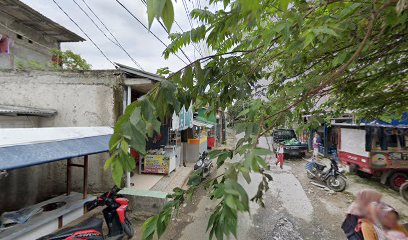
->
<box><xmin>150</xmin><ymin>135</ymin><xmax>407</xmax><ymax>240</ymax></box>
<box><xmin>161</xmin><ymin>136</ymin><xmax>350</xmax><ymax>239</ymax></box>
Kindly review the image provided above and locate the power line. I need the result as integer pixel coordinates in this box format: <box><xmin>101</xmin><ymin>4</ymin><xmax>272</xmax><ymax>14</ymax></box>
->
<box><xmin>139</xmin><ymin>0</ymin><xmax>203</xmax><ymax>58</ymax></box>
<box><xmin>190</xmin><ymin>0</ymin><xmax>205</xmax><ymax>56</ymax></box>
<box><xmin>115</xmin><ymin>0</ymin><xmax>191</xmax><ymax>65</ymax></box>
<box><xmin>181</xmin><ymin>0</ymin><xmax>204</xmax><ymax>57</ymax></box>
<box><xmin>52</xmin><ymin>0</ymin><xmax>115</xmax><ymax>67</ymax></box>
<box><xmin>72</xmin><ymin>0</ymin><xmax>144</xmax><ymax>70</ymax></box>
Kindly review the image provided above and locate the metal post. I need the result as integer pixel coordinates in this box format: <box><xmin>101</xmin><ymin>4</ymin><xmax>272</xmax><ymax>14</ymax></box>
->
<box><xmin>126</xmin><ymin>86</ymin><xmax>132</xmax><ymax>188</ymax></box>
<box><xmin>66</xmin><ymin>159</ymin><xmax>72</xmax><ymax>195</ymax></box>
<box><xmin>83</xmin><ymin>155</ymin><xmax>88</xmax><ymax>199</ymax></box>
<box><xmin>58</xmin><ymin>216</ymin><xmax>63</xmax><ymax>228</ymax></box>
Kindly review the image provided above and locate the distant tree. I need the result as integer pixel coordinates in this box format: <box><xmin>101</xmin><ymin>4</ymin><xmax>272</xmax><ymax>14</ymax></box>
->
<box><xmin>51</xmin><ymin>49</ymin><xmax>91</xmax><ymax>70</ymax></box>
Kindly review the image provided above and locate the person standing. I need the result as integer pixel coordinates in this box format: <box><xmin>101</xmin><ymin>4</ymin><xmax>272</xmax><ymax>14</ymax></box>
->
<box><xmin>313</xmin><ymin>132</ymin><xmax>321</xmax><ymax>159</ymax></box>
<box><xmin>275</xmin><ymin>143</ymin><xmax>285</xmax><ymax>169</ymax></box>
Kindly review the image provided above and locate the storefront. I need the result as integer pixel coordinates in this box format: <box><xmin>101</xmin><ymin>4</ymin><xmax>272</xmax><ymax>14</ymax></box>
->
<box><xmin>181</xmin><ymin>120</ymin><xmax>210</xmax><ymax>163</ymax></box>
<box><xmin>139</xmin><ymin>106</ymin><xmax>193</xmax><ymax>175</ymax></box>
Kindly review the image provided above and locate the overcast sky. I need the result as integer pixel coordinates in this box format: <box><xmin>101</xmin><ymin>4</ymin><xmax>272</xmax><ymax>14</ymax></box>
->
<box><xmin>22</xmin><ymin>0</ymin><xmax>208</xmax><ymax>73</ymax></box>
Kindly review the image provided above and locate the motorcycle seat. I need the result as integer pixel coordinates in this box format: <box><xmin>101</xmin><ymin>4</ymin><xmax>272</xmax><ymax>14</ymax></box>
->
<box><xmin>314</xmin><ymin>162</ymin><xmax>326</xmax><ymax>170</ymax></box>
<box><xmin>37</xmin><ymin>217</ymin><xmax>103</xmax><ymax>239</ymax></box>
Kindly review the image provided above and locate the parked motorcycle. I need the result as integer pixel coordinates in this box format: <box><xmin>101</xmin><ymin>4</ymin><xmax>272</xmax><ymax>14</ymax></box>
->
<box><xmin>400</xmin><ymin>180</ymin><xmax>408</xmax><ymax>201</ymax></box>
<box><xmin>37</xmin><ymin>186</ymin><xmax>134</xmax><ymax>240</ymax></box>
<box><xmin>194</xmin><ymin>151</ymin><xmax>213</xmax><ymax>178</ymax></box>
<box><xmin>305</xmin><ymin>157</ymin><xmax>347</xmax><ymax>192</ymax></box>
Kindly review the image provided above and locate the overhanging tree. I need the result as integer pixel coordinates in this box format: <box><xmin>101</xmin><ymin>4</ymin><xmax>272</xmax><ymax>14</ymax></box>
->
<box><xmin>104</xmin><ymin>0</ymin><xmax>408</xmax><ymax>239</ymax></box>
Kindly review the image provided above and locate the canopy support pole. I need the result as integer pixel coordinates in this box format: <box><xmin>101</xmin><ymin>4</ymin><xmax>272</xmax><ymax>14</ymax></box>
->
<box><xmin>66</xmin><ymin>158</ymin><xmax>72</xmax><ymax>195</ymax></box>
<box><xmin>66</xmin><ymin>156</ymin><xmax>89</xmax><ymax>199</ymax></box>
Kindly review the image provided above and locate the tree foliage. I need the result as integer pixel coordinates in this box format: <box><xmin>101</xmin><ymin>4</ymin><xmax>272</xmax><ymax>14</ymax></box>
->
<box><xmin>51</xmin><ymin>49</ymin><xmax>91</xmax><ymax>70</ymax></box>
<box><xmin>106</xmin><ymin>0</ymin><xmax>408</xmax><ymax>239</ymax></box>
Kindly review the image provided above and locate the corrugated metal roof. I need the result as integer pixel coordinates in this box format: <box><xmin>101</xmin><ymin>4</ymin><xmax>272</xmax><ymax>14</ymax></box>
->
<box><xmin>193</xmin><ymin>119</ymin><xmax>214</xmax><ymax>128</ymax></box>
<box><xmin>0</xmin><ymin>105</ymin><xmax>57</xmax><ymax>117</ymax></box>
<box><xmin>115</xmin><ymin>62</ymin><xmax>164</xmax><ymax>82</ymax></box>
<box><xmin>0</xmin><ymin>127</ymin><xmax>112</xmax><ymax>170</ymax></box>
<box><xmin>0</xmin><ymin>0</ymin><xmax>84</xmax><ymax>42</ymax></box>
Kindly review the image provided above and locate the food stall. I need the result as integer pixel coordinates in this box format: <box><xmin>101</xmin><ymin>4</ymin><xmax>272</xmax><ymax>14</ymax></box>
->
<box><xmin>139</xmin><ymin>106</ymin><xmax>193</xmax><ymax>175</ymax></box>
<box><xmin>183</xmin><ymin>121</ymin><xmax>211</xmax><ymax>163</ymax></box>
<box><xmin>207</xmin><ymin>126</ymin><xmax>217</xmax><ymax>149</ymax></box>
<box><xmin>141</xmin><ymin>146</ymin><xmax>177</xmax><ymax>174</ymax></box>
<box><xmin>334</xmin><ymin>117</ymin><xmax>408</xmax><ymax>190</ymax></box>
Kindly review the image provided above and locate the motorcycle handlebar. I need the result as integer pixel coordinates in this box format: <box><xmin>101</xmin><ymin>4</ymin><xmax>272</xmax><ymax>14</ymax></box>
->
<box><xmin>85</xmin><ymin>199</ymin><xmax>100</xmax><ymax>211</ymax></box>
<box><xmin>85</xmin><ymin>186</ymin><xmax>122</xmax><ymax>210</ymax></box>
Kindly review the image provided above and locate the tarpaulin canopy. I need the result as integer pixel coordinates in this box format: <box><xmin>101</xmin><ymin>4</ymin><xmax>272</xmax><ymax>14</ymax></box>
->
<box><xmin>193</xmin><ymin>119</ymin><xmax>214</xmax><ymax>128</ymax></box>
<box><xmin>0</xmin><ymin>127</ymin><xmax>112</xmax><ymax>171</ymax></box>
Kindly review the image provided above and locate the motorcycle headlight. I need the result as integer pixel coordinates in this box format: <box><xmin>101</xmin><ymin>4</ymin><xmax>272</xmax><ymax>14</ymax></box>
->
<box><xmin>196</xmin><ymin>160</ymin><xmax>203</xmax><ymax>167</ymax></box>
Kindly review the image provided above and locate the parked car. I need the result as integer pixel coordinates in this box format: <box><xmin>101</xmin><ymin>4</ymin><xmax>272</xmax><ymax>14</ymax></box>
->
<box><xmin>272</xmin><ymin>129</ymin><xmax>308</xmax><ymax>158</ymax></box>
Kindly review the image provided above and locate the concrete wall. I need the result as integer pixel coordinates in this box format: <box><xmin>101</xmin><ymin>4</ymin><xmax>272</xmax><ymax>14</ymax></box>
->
<box><xmin>0</xmin><ymin>14</ymin><xmax>59</xmax><ymax>70</ymax></box>
<box><xmin>0</xmin><ymin>69</ymin><xmax>124</xmax><ymax>212</ymax></box>
<box><xmin>0</xmin><ymin>115</ymin><xmax>39</xmax><ymax>128</ymax></box>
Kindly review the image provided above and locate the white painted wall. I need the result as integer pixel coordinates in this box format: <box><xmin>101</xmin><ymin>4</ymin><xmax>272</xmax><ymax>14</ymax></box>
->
<box><xmin>340</xmin><ymin>128</ymin><xmax>369</xmax><ymax>157</ymax></box>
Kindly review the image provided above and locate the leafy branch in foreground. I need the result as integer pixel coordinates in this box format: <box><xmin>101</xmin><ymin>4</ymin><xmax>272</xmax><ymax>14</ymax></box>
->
<box><xmin>106</xmin><ymin>0</ymin><xmax>408</xmax><ymax>239</ymax></box>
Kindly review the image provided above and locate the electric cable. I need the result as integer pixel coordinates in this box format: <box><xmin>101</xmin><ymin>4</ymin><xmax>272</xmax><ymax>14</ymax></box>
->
<box><xmin>115</xmin><ymin>0</ymin><xmax>191</xmax><ymax>65</ymax></box>
<box><xmin>72</xmin><ymin>0</ymin><xmax>144</xmax><ymax>69</ymax></box>
<box><xmin>52</xmin><ymin>0</ymin><xmax>115</xmax><ymax>66</ymax></box>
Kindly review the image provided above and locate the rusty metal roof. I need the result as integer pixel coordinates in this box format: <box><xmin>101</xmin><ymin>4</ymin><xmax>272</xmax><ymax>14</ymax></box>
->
<box><xmin>0</xmin><ymin>105</ymin><xmax>57</xmax><ymax>117</ymax></box>
<box><xmin>0</xmin><ymin>0</ymin><xmax>84</xmax><ymax>42</ymax></box>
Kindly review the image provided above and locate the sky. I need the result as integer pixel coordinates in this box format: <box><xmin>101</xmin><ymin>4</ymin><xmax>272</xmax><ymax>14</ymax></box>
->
<box><xmin>22</xmin><ymin>0</ymin><xmax>208</xmax><ymax>73</ymax></box>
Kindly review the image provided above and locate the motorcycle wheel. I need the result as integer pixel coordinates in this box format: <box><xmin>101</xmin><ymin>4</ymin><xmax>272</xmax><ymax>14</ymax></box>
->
<box><xmin>326</xmin><ymin>176</ymin><xmax>346</xmax><ymax>192</ymax></box>
<box><xmin>124</xmin><ymin>218</ymin><xmax>135</xmax><ymax>238</ymax></box>
<box><xmin>306</xmin><ymin>170</ymin><xmax>315</xmax><ymax>179</ymax></box>
<box><xmin>400</xmin><ymin>182</ymin><xmax>408</xmax><ymax>202</ymax></box>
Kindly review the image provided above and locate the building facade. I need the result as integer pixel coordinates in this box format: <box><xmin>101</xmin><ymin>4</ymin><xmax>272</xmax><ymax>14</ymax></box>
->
<box><xmin>0</xmin><ymin>0</ymin><xmax>84</xmax><ymax>69</ymax></box>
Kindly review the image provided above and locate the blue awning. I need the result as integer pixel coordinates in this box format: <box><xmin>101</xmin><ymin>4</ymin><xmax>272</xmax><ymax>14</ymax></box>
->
<box><xmin>0</xmin><ymin>127</ymin><xmax>112</xmax><ymax>171</ymax></box>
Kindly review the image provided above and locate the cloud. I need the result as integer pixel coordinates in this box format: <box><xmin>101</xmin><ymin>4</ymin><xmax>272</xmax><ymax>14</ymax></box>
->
<box><xmin>21</xmin><ymin>0</ymin><xmax>203</xmax><ymax>72</ymax></box>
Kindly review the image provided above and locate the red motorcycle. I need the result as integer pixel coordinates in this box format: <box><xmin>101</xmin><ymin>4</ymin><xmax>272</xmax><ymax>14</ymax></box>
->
<box><xmin>38</xmin><ymin>186</ymin><xmax>134</xmax><ymax>240</ymax></box>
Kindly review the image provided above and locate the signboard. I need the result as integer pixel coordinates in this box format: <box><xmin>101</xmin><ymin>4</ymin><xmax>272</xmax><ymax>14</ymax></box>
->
<box><xmin>144</xmin><ymin>155</ymin><xmax>169</xmax><ymax>174</ymax></box>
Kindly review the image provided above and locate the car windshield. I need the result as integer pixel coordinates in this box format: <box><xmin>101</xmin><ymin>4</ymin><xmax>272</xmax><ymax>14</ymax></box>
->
<box><xmin>274</xmin><ymin>130</ymin><xmax>296</xmax><ymax>138</ymax></box>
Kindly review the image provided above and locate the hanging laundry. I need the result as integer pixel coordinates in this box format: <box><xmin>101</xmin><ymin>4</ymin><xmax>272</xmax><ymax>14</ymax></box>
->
<box><xmin>0</xmin><ymin>35</ymin><xmax>12</xmax><ymax>54</ymax></box>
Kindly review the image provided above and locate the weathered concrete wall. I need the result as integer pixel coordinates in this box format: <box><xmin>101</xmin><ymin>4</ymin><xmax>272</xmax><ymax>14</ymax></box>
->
<box><xmin>0</xmin><ymin>115</ymin><xmax>39</xmax><ymax>128</ymax></box>
<box><xmin>0</xmin><ymin>69</ymin><xmax>123</xmax><ymax>212</ymax></box>
<box><xmin>0</xmin><ymin>14</ymin><xmax>59</xmax><ymax>70</ymax></box>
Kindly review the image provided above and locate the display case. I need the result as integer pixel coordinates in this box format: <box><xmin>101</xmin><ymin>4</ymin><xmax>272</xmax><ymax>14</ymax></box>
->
<box><xmin>140</xmin><ymin>146</ymin><xmax>177</xmax><ymax>175</ymax></box>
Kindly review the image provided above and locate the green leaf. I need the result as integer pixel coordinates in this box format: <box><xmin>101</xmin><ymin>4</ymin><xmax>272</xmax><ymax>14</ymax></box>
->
<box><xmin>162</xmin><ymin>0</ymin><xmax>174</xmax><ymax>32</ymax></box>
<box><xmin>111</xmin><ymin>158</ymin><xmax>123</xmax><ymax>187</ymax></box>
<box><xmin>147</xmin><ymin>0</ymin><xmax>156</xmax><ymax>28</ymax></box>
<box><xmin>216</xmin><ymin>152</ymin><xmax>229</xmax><ymax>168</ymax></box>
<box><xmin>237</xmin><ymin>108</ymin><xmax>250</xmax><ymax>118</ymax></box>
<box><xmin>142</xmin><ymin>215</ymin><xmax>159</xmax><ymax>240</ymax></box>
<box><xmin>240</xmin><ymin>167</ymin><xmax>251</xmax><ymax>183</ymax></box>
<box><xmin>182</xmin><ymin>65</ymin><xmax>193</xmax><ymax>89</ymax></box>
<box><xmin>225</xmin><ymin>195</ymin><xmax>237</xmax><ymax>210</ymax></box>
<box><xmin>312</xmin><ymin>26</ymin><xmax>339</xmax><ymax>37</ymax></box>
<box><xmin>208</xmin><ymin>149</ymin><xmax>223</xmax><ymax>159</ymax></box>
<box><xmin>280</xmin><ymin>0</ymin><xmax>290</xmax><ymax>11</ymax></box>
<box><xmin>253</xmin><ymin>147</ymin><xmax>273</xmax><ymax>156</ymax></box>
<box><xmin>104</xmin><ymin>155</ymin><xmax>115</xmax><ymax>170</ymax></box>
<box><xmin>109</xmin><ymin>133</ymin><xmax>121</xmax><ymax>152</ymax></box>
